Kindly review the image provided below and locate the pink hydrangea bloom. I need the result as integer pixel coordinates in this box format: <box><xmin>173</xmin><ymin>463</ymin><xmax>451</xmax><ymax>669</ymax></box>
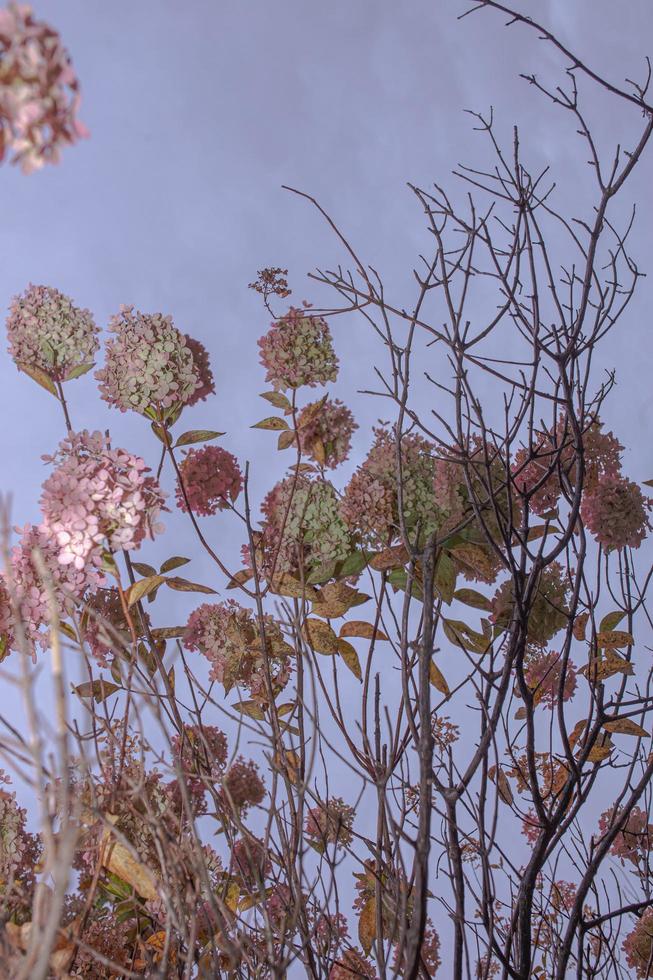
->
<box><xmin>176</xmin><ymin>445</ymin><xmax>242</xmax><ymax>515</ymax></box>
<box><xmin>513</xmin><ymin>418</ymin><xmax>623</xmax><ymax>515</ymax></box>
<box><xmin>297</xmin><ymin>397</ymin><xmax>357</xmax><ymax>468</ymax></box>
<box><xmin>231</xmin><ymin>835</ymin><xmax>271</xmax><ymax>890</ymax></box>
<box><xmin>524</xmin><ymin>649</ymin><xmax>577</xmax><ymax>708</ymax></box>
<box><xmin>6</xmin><ymin>284</ymin><xmax>99</xmax><ymax>381</ymax></box>
<box><xmin>313</xmin><ymin>912</ymin><xmax>350</xmax><ymax>956</ymax></box>
<box><xmin>183</xmin><ymin>334</ymin><xmax>215</xmax><ymax>406</ymax></box>
<box><xmin>581</xmin><ymin>473</ymin><xmax>651</xmax><ymax>551</ymax></box>
<box><xmin>0</xmin><ymin>3</ymin><xmax>88</xmax><ymax>174</ymax></box>
<box><xmin>259</xmin><ymin>475</ymin><xmax>352</xmax><ymax>576</ymax></box>
<box><xmin>521</xmin><ymin>808</ymin><xmax>544</xmax><ymax>844</ymax></box>
<box><xmin>218</xmin><ymin>757</ymin><xmax>265</xmax><ymax>816</ymax></box>
<box><xmin>598</xmin><ymin>805</ymin><xmax>653</xmax><ymax>865</ymax></box>
<box><xmin>0</xmin><ymin>575</ymin><xmax>14</xmax><ymax>654</ymax></box>
<box><xmin>172</xmin><ymin>724</ymin><xmax>228</xmax><ymax>781</ymax></box>
<box><xmin>329</xmin><ymin>948</ymin><xmax>377</xmax><ymax>979</ymax></box>
<box><xmin>95</xmin><ymin>307</ymin><xmax>203</xmax><ymax>417</ymax></box>
<box><xmin>623</xmin><ymin>906</ymin><xmax>653</xmax><ymax>978</ymax></box>
<box><xmin>305</xmin><ymin>797</ymin><xmax>355</xmax><ymax>849</ymax></box>
<box><xmin>183</xmin><ymin>600</ymin><xmax>292</xmax><ymax>700</ymax></box>
<box><xmin>7</xmin><ymin>522</ymin><xmax>104</xmax><ymax>654</ymax></box>
<box><xmin>40</xmin><ymin>430</ymin><xmax>166</xmax><ymax>569</ymax></box>
<box><xmin>341</xmin><ymin>427</ymin><xmax>439</xmax><ymax>546</ymax></box>
<box><xmin>258</xmin><ymin>306</ymin><xmax>339</xmax><ymax>390</ymax></box>
<box><xmin>433</xmin><ymin>455</ymin><xmax>467</xmax><ymax>534</ymax></box>
<box><xmin>491</xmin><ymin>562</ymin><xmax>570</xmax><ymax>648</ymax></box>
<box><xmin>80</xmin><ymin>586</ymin><xmax>149</xmax><ymax>667</ymax></box>
<box><xmin>392</xmin><ymin>919</ymin><xmax>441</xmax><ymax>977</ymax></box>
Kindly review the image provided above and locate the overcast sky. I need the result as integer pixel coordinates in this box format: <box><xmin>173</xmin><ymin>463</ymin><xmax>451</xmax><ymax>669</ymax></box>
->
<box><xmin>1</xmin><ymin>1</ymin><xmax>652</xmax><ymax>972</ymax></box>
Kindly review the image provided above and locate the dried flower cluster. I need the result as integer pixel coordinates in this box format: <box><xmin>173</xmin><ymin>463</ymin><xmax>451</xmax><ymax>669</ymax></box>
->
<box><xmin>0</xmin><ymin>2</ymin><xmax>88</xmax><ymax>173</ymax></box>
<box><xmin>297</xmin><ymin>397</ymin><xmax>357</xmax><ymax>468</ymax></box>
<box><xmin>258</xmin><ymin>306</ymin><xmax>339</xmax><ymax>390</ymax></box>
<box><xmin>176</xmin><ymin>444</ymin><xmax>242</xmax><ymax>515</ymax></box>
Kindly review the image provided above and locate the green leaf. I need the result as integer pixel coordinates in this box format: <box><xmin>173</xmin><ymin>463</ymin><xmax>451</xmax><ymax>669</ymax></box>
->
<box><xmin>127</xmin><ymin>575</ymin><xmax>165</xmax><ymax>607</ymax></box>
<box><xmin>233</xmin><ymin>700</ymin><xmax>266</xmax><ymax>720</ymax></box>
<box><xmin>599</xmin><ymin>610</ymin><xmax>625</xmax><ymax>633</ymax></box>
<box><xmin>160</xmin><ymin>556</ymin><xmax>191</xmax><ymax>574</ymax></box>
<box><xmin>74</xmin><ymin>679</ymin><xmax>121</xmax><ymax>703</ymax></box>
<box><xmin>150</xmin><ymin>422</ymin><xmax>172</xmax><ymax>445</ymax></box>
<box><xmin>251</xmin><ymin>416</ymin><xmax>289</xmax><ymax>431</ymax></box>
<box><xmin>174</xmin><ymin>429</ymin><xmax>225</xmax><ymax>448</ymax></box>
<box><xmin>453</xmin><ymin>588</ymin><xmax>492</xmax><ymax>611</ymax></box>
<box><xmin>435</xmin><ymin>552</ymin><xmax>456</xmax><ymax>604</ymax></box>
<box><xmin>443</xmin><ymin>618</ymin><xmax>490</xmax><ymax>654</ymax></box>
<box><xmin>260</xmin><ymin>390</ymin><xmax>291</xmax><ymax>411</ymax></box>
<box><xmin>131</xmin><ymin>562</ymin><xmax>157</xmax><ymax>578</ymax></box>
<box><xmin>336</xmin><ymin>551</ymin><xmax>371</xmax><ymax>580</ymax></box>
<box><xmin>16</xmin><ymin>362</ymin><xmax>58</xmax><ymax>396</ymax></box>
<box><xmin>165</xmin><ymin>576</ymin><xmax>217</xmax><ymax>595</ymax></box>
<box><xmin>63</xmin><ymin>361</ymin><xmax>95</xmax><ymax>381</ymax></box>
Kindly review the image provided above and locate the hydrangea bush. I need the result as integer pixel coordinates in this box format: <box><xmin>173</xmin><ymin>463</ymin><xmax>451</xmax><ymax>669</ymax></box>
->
<box><xmin>1</xmin><ymin>3</ymin><xmax>653</xmax><ymax>978</ymax></box>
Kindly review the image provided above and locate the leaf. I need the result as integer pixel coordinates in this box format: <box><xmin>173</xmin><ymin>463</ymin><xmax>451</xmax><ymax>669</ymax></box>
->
<box><xmin>429</xmin><ymin>660</ymin><xmax>450</xmax><ymax>697</ymax></box>
<box><xmin>448</xmin><ymin>542</ymin><xmax>496</xmax><ymax>583</ymax></box>
<box><xmin>131</xmin><ymin>561</ymin><xmax>157</xmax><ymax>578</ymax></box>
<box><xmin>587</xmin><ymin>734</ymin><xmax>613</xmax><ymax>764</ymax></box>
<box><xmin>126</xmin><ymin>575</ymin><xmax>165</xmax><ymax>607</ymax></box>
<box><xmin>64</xmin><ymin>361</ymin><xmax>95</xmax><ymax>381</ymax></box>
<box><xmin>160</xmin><ymin>556</ymin><xmax>191</xmax><ymax>573</ymax></box>
<box><xmin>276</xmin><ymin>702</ymin><xmax>296</xmax><ymax>718</ymax></box>
<box><xmin>100</xmin><ymin>836</ymin><xmax>159</xmax><ymax>901</ymax></box>
<box><xmin>488</xmin><ymin>765</ymin><xmax>514</xmax><ymax>806</ymax></box>
<box><xmin>339</xmin><ymin>621</ymin><xmax>389</xmax><ymax>642</ymax></box>
<box><xmin>174</xmin><ymin>429</ymin><xmax>225</xmax><ymax>448</ymax></box>
<box><xmin>303</xmin><ymin>619</ymin><xmax>340</xmax><ymax>655</ymax></box>
<box><xmin>269</xmin><ymin>574</ymin><xmax>318</xmax><ymax>601</ymax></box>
<box><xmin>233</xmin><ymin>700</ymin><xmax>266</xmax><ymax>720</ymax></box>
<box><xmin>442</xmin><ymin>619</ymin><xmax>490</xmax><ymax>655</ymax></box>
<box><xmin>165</xmin><ymin>576</ymin><xmax>217</xmax><ymax>595</ymax></box>
<box><xmin>453</xmin><ymin>588</ymin><xmax>492</xmax><ymax>612</ymax></box>
<box><xmin>599</xmin><ymin>610</ymin><xmax>625</xmax><ymax>632</ymax></box>
<box><xmin>358</xmin><ymin>899</ymin><xmax>376</xmax><ymax>956</ymax></box>
<box><xmin>227</xmin><ymin>568</ymin><xmax>255</xmax><ymax>589</ymax></box>
<box><xmin>251</xmin><ymin>416</ymin><xmax>289</xmax><ymax>431</ymax></box>
<box><xmin>311</xmin><ymin>582</ymin><xmax>367</xmax><ymax>618</ymax></box>
<box><xmin>306</xmin><ymin>560</ymin><xmax>338</xmax><ymax>585</ymax></box>
<box><xmin>603</xmin><ymin>718</ymin><xmax>649</xmax><ymax>738</ymax></box>
<box><xmin>336</xmin><ymin>550</ymin><xmax>371</xmax><ymax>579</ymax></box>
<box><xmin>526</xmin><ymin>524</ymin><xmax>561</xmax><ymax>542</ymax></box>
<box><xmin>260</xmin><ymin>390</ymin><xmax>291</xmax><ymax>411</ymax></box>
<box><xmin>150</xmin><ymin>626</ymin><xmax>186</xmax><ymax>640</ymax></box>
<box><xmin>572</xmin><ymin>612</ymin><xmax>589</xmax><ymax>641</ymax></box>
<box><xmin>338</xmin><ymin>639</ymin><xmax>362</xmax><ymax>680</ymax></box>
<box><xmin>74</xmin><ymin>679</ymin><xmax>121</xmax><ymax>703</ymax></box>
<box><xmin>278</xmin><ymin>429</ymin><xmax>296</xmax><ymax>450</ymax></box>
<box><xmin>597</xmin><ymin>630</ymin><xmax>634</xmax><ymax>649</ymax></box>
<box><xmin>581</xmin><ymin>650</ymin><xmax>634</xmax><ymax>682</ymax></box>
<box><xmin>370</xmin><ymin>544</ymin><xmax>408</xmax><ymax>571</ymax></box>
<box><xmin>387</xmin><ymin>568</ymin><xmax>423</xmax><ymax>601</ymax></box>
<box><xmin>435</xmin><ymin>552</ymin><xmax>457</xmax><ymax>604</ymax></box>
<box><xmin>16</xmin><ymin>362</ymin><xmax>58</xmax><ymax>396</ymax></box>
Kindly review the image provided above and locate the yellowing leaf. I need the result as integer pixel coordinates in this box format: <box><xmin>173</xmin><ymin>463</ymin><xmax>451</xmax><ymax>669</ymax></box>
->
<box><xmin>597</xmin><ymin>630</ymin><xmax>634</xmax><ymax>649</ymax></box>
<box><xmin>74</xmin><ymin>679</ymin><xmax>120</xmax><ymax>702</ymax></box>
<box><xmin>64</xmin><ymin>360</ymin><xmax>95</xmax><ymax>381</ymax></box>
<box><xmin>251</xmin><ymin>416</ymin><xmax>289</xmax><ymax>431</ymax></box>
<box><xmin>100</xmin><ymin>836</ymin><xmax>159</xmax><ymax>901</ymax></box>
<box><xmin>303</xmin><ymin>618</ymin><xmax>340</xmax><ymax>655</ymax></box>
<box><xmin>338</xmin><ymin>639</ymin><xmax>362</xmax><ymax>680</ymax></box>
<box><xmin>369</xmin><ymin>544</ymin><xmax>408</xmax><ymax>571</ymax></box>
<box><xmin>165</xmin><ymin>576</ymin><xmax>217</xmax><ymax>595</ymax></box>
<box><xmin>233</xmin><ymin>700</ymin><xmax>266</xmax><ymax>720</ymax></box>
<box><xmin>269</xmin><ymin>574</ymin><xmax>318</xmax><ymax>601</ymax></box>
<box><xmin>339</xmin><ymin>621</ymin><xmax>389</xmax><ymax>642</ymax></box>
<box><xmin>599</xmin><ymin>610</ymin><xmax>625</xmax><ymax>632</ymax></box>
<box><xmin>587</xmin><ymin>735</ymin><xmax>613</xmax><ymax>764</ymax></box>
<box><xmin>16</xmin><ymin>361</ymin><xmax>58</xmax><ymax>396</ymax></box>
<box><xmin>453</xmin><ymin>588</ymin><xmax>492</xmax><ymax>611</ymax></box>
<box><xmin>260</xmin><ymin>390</ymin><xmax>291</xmax><ymax>410</ymax></box>
<box><xmin>159</xmin><ymin>555</ymin><xmax>191</xmax><ymax>573</ymax></box>
<box><xmin>127</xmin><ymin>575</ymin><xmax>165</xmax><ymax>607</ymax></box>
<box><xmin>227</xmin><ymin>568</ymin><xmax>255</xmax><ymax>590</ymax></box>
<box><xmin>278</xmin><ymin>429</ymin><xmax>296</xmax><ymax>450</ymax></box>
<box><xmin>174</xmin><ymin>429</ymin><xmax>225</xmax><ymax>447</ymax></box>
<box><xmin>572</xmin><ymin>612</ymin><xmax>589</xmax><ymax>641</ymax></box>
<box><xmin>358</xmin><ymin>899</ymin><xmax>376</xmax><ymax>955</ymax></box>
<box><xmin>429</xmin><ymin>660</ymin><xmax>450</xmax><ymax>697</ymax></box>
<box><xmin>488</xmin><ymin>765</ymin><xmax>514</xmax><ymax>805</ymax></box>
<box><xmin>603</xmin><ymin>718</ymin><xmax>648</xmax><ymax>738</ymax></box>
<box><xmin>311</xmin><ymin>581</ymin><xmax>368</xmax><ymax>618</ymax></box>
<box><xmin>581</xmin><ymin>650</ymin><xmax>634</xmax><ymax>682</ymax></box>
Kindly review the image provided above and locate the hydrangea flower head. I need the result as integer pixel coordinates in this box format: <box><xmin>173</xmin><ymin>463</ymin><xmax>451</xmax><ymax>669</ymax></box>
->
<box><xmin>259</xmin><ymin>475</ymin><xmax>353</xmax><ymax>577</ymax></box>
<box><xmin>329</xmin><ymin>948</ymin><xmax>377</xmax><ymax>979</ymax></box>
<box><xmin>96</xmin><ymin>306</ymin><xmax>203</xmax><ymax>417</ymax></box>
<box><xmin>297</xmin><ymin>397</ymin><xmax>357</xmax><ymax>468</ymax></box>
<box><xmin>172</xmin><ymin>724</ymin><xmax>229</xmax><ymax>781</ymax></box>
<box><xmin>598</xmin><ymin>805</ymin><xmax>653</xmax><ymax>865</ymax></box>
<box><xmin>258</xmin><ymin>305</ymin><xmax>338</xmax><ymax>390</ymax></box>
<box><xmin>623</xmin><ymin>906</ymin><xmax>653</xmax><ymax>978</ymax></box>
<box><xmin>218</xmin><ymin>757</ymin><xmax>265</xmax><ymax>816</ymax></box>
<box><xmin>305</xmin><ymin>797</ymin><xmax>355</xmax><ymax>849</ymax></box>
<box><xmin>176</xmin><ymin>445</ymin><xmax>242</xmax><ymax>515</ymax></box>
<box><xmin>581</xmin><ymin>473</ymin><xmax>651</xmax><ymax>551</ymax></box>
<box><xmin>183</xmin><ymin>334</ymin><xmax>215</xmax><ymax>406</ymax></box>
<box><xmin>184</xmin><ymin>600</ymin><xmax>292</xmax><ymax>701</ymax></box>
<box><xmin>491</xmin><ymin>562</ymin><xmax>570</xmax><ymax>648</ymax></box>
<box><xmin>6</xmin><ymin>284</ymin><xmax>99</xmax><ymax>381</ymax></box>
<box><xmin>40</xmin><ymin>430</ymin><xmax>166</xmax><ymax>569</ymax></box>
<box><xmin>524</xmin><ymin>649</ymin><xmax>577</xmax><ymax>707</ymax></box>
<box><xmin>0</xmin><ymin>3</ymin><xmax>88</xmax><ymax>173</ymax></box>
<box><xmin>80</xmin><ymin>586</ymin><xmax>150</xmax><ymax>667</ymax></box>
<box><xmin>341</xmin><ymin>427</ymin><xmax>440</xmax><ymax>547</ymax></box>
